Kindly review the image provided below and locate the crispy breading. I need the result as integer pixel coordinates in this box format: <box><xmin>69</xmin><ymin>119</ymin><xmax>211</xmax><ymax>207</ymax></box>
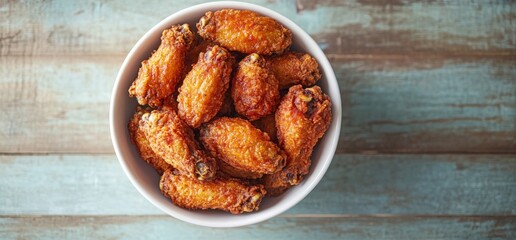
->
<box><xmin>251</xmin><ymin>114</ymin><xmax>277</xmax><ymax>143</ymax></box>
<box><xmin>264</xmin><ymin>85</ymin><xmax>332</xmax><ymax>196</ymax></box>
<box><xmin>128</xmin><ymin>107</ymin><xmax>173</xmax><ymax>175</ymax></box>
<box><xmin>200</xmin><ymin>117</ymin><xmax>286</xmax><ymax>175</ymax></box>
<box><xmin>160</xmin><ymin>170</ymin><xmax>266</xmax><ymax>214</ymax></box>
<box><xmin>128</xmin><ymin>24</ymin><xmax>194</xmax><ymax>107</ymax></box>
<box><xmin>141</xmin><ymin>107</ymin><xmax>217</xmax><ymax>180</ymax></box>
<box><xmin>217</xmin><ymin>160</ymin><xmax>264</xmax><ymax>180</ymax></box>
<box><xmin>197</xmin><ymin>9</ymin><xmax>291</xmax><ymax>55</ymax></box>
<box><xmin>232</xmin><ymin>53</ymin><xmax>280</xmax><ymax>121</ymax></box>
<box><xmin>177</xmin><ymin>45</ymin><xmax>234</xmax><ymax>128</ymax></box>
<box><xmin>267</xmin><ymin>52</ymin><xmax>321</xmax><ymax>90</ymax></box>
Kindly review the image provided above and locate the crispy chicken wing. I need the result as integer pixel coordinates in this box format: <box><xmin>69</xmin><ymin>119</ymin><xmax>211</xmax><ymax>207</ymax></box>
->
<box><xmin>128</xmin><ymin>24</ymin><xmax>194</xmax><ymax>107</ymax></box>
<box><xmin>160</xmin><ymin>170</ymin><xmax>266</xmax><ymax>214</ymax></box>
<box><xmin>141</xmin><ymin>107</ymin><xmax>217</xmax><ymax>180</ymax></box>
<box><xmin>200</xmin><ymin>117</ymin><xmax>286</xmax><ymax>175</ymax></box>
<box><xmin>232</xmin><ymin>53</ymin><xmax>280</xmax><ymax>121</ymax></box>
<box><xmin>177</xmin><ymin>45</ymin><xmax>234</xmax><ymax>128</ymax></box>
<box><xmin>264</xmin><ymin>85</ymin><xmax>332</xmax><ymax>196</ymax></box>
<box><xmin>267</xmin><ymin>52</ymin><xmax>321</xmax><ymax>90</ymax></box>
<box><xmin>197</xmin><ymin>9</ymin><xmax>291</xmax><ymax>55</ymax></box>
<box><xmin>128</xmin><ymin>107</ymin><xmax>173</xmax><ymax>175</ymax></box>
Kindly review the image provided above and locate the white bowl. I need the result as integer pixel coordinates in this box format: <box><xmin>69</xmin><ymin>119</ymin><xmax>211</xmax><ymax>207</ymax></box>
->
<box><xmin>110</xmin><ymin>1</ymin><xmax>341</xmax><ymax>228</ymax></box>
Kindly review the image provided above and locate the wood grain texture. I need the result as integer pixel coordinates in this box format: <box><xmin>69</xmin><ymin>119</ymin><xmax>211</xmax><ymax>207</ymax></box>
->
<box><xmin>1</xmin><ymin>57</ymin><xmax>514</xmax><ymax>153</ymax></box>
<box><xmin>336</xmin><ymin>58</ymin><xmax>516</xmax><ymax>153</ymax></box>
<box><xmin>1</xmin><ymin>216</ymin><xmax>514</xmax><ymax>239</ymax></box>
<box><xmin>0</xmin><ymin>0</ymin><xmax>513</xmax><ymax>56</ymax></box>
<box><xmin>1</xmin><ymin>154</ymin><xmax>515</xmax><ymax>215</ymax></box>
<box><xmin>0</xmin><ymin>56</ymin><xmax>118</xmax><ymax>153</ymax></box>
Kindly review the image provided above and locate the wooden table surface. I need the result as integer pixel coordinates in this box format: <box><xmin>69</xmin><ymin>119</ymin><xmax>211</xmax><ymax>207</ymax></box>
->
<box><xmin>1</xmin><ymin>0</ymin><xmax>515</xmax><ymax>239</ymax></box>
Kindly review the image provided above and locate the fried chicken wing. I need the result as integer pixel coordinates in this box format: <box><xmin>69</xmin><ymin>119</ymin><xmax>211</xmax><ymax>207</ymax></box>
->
<box><xmin>129</xmin><ymin>24</ymin><xmax>194</xmax><ymax>107</ymax></box>
<box><xmin>232</xmin><ymin>53</ymin><xmax>280</xmax><ymax>121</ymax></box>
<box><xmin>160</xmin><ymin>170</ymin><xmax>266</xmax><ymax>214</ymax></box>
<box><xmin>177</xmin><ymin>45</ymin><xmax>234</xmax><ymax>128</ymax></box>
<box><xmin>128</xmin><ymin>107</ymin><xmax>173</xmax><ymax>175</ymax></box>
<box><xmin>264</xmin><ymin>85</ymin><xmax>332</xmax><ymax>196</ymax></box>
<box><xmin>267</xmin><ymin>52</ymin><xmax>321</xmax><ymax>90</ymax></box>
<box><xmin>197</xmin><ymin>9</ymin><xmax>292</xmax><ymax>55</ymax></box>
<box><xmin>252</xmin><ymin>114</ymin><xmax>277</xmax><ymax>143</ymax></box>
<box><xmin>200</xmin><ymin>117</ymin><xmax>286</xmax><ymax>175</ymax></box>
<box><xmin>141</xmin><ymin>107</ymin><xmax>217</xmax><ymax>180</ymax></box>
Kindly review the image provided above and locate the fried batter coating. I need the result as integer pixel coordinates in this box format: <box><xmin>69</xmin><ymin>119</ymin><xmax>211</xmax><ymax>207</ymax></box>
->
<box><xmin>129</xmin><ymin>24</ymin><xmax>194</xmax><ymax>107</ymax></box>
<box><xmin>197</xmin><ymin>9</ymin><xmax>292</xmax><ymax>55</ymax></box>
<box><xmin>200</xmin><ymin>117</ymin><xmax>286</xmax><ymax>175</ymax></box>
<box><xmin>177</xmin><ymin>45</ymin><xmax>234</xmax><ymax>128</ymax></box>
<box><xmin>141</xmin><ymin>107</ymin><xmax>217</xmax><ymax>180</ymax></box>
<box><xmin>128</xmin><ymin>107</ymin><xmax>172</xmax><ymax>175</ymax></box>
<box><xmin>218</xmin><ymin>160</ymin><xmax>264</xmax><ymax>180</ymax></box>
<box><xmin>252</xmin><ymin>114</ymin><xmax>277</xmax><ymax>143</ymax></box>
<box><xmin>264</xmin><ymin>85</ymin><xmax>332</xmax><ymax>196</ymax></box>
<box><xmin>267</xmin><ymin>52</ymin><xmax>321</xmax><ymax>90</ymax></box>
<box><xmin>160</xmin><ymin>170</ymin><xmax>266</xmax><ymax>214</ymax></box>
<box><xmin>232</xmin><ymin>53</ymin><xmax>280</xmax><ymax>121</ymax></box>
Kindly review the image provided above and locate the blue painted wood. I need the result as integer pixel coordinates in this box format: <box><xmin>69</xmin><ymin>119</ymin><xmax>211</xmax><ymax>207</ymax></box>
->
<box><xmin>1</xmin><ymin>154</ymin><xmax>515</xmax><ymax>215</ymax></box>
<box><xmin>1</xmin><ymin>216</ymin><xmax>514</xmax><ymax>239</ymax></box>
<box><xmin>336</xmin><ymin>58</ymin><xmax>516</xmax><ymax>153</ymax></box>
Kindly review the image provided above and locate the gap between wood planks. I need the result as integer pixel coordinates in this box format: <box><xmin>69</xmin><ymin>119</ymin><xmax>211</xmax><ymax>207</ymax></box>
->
<box><xmin>1</xmin><ymin>214</ymin><xmax>515</xmax><ymax>220</ymax></box>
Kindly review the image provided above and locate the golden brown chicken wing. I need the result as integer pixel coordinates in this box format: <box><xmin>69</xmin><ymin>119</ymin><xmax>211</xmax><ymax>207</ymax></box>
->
<box><xmin>267</xmin><ymin>52</ymin><xmax>321</xmax><ymax>90</ymax></box>
<box><xmin>197</xmin><ymin>9</ymin><xmax>292</xmax><ymax>55</ymax></box>
<box><xmin>140</xmin><ymin>107</ymin><xmax>217</xmax><ymax>180</ymax></box>
<box><xmin>177</xmin><ymin>45</ymin><xmax>234</xmax><ymax>128</ymax></box>
<box><xmin>128</xmin><ymin>107</ymin><xmax>173</xmax><ymax>175</ymax></box>
<box><xmin>264</xmin><ymin>85</ymin><xmax>332</xmax><ymax>196</ymax></box>
<box><xmin>251</xmin><ymin>114</ymin><xmax>277</xmax><ymax>143</ymax></box>
<box><xmin>128</xmin><ymin>24</ymin><xmax>194</xmax><ymax>107</ymax></box>
<box><xmin>160</xmin><ymin>170</ymin><xmax>266</xmax><ymax>214</ymax></box>
<box><xmin>232</xmin><ymin>53</ymin><xmax>280</xmax><ymax>121</ymax></box>
<box><xmin>200</xmin><ymin>117</ymin><xmax>286</xmax><ymax>175</ymax></box>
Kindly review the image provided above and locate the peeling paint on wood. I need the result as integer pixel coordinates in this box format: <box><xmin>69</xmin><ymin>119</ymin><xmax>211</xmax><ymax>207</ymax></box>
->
<box><xmin>1</xmin><ymin>154</ymin><xmax>514</xmax><ymax>215</ymax></box>
<box><xmin>0</xmin><ymin>0</ymin><xmax>513</xmax><ymax>56</ymax></box>
<box><xmin>0</xmin><ymin>215</ymin><xmax>514</xmax><ymax>239</ymax></box>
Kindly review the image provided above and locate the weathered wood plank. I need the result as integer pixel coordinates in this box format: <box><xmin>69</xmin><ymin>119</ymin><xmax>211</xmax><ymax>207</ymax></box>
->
<box><xmin>1</xmin><ymin>56</ymin><xmax>514</xmax><ymax>153</ymax></box>
<box><xmin>1</xmin><ymin>216</ymin><xmax>514</xmax><ymax>239</ymax></box>
<box><xmin>336</xmin><ymin>57</ymin><xmax>516</xmax><ymax>153</ymax></box>
<box><xmin>0</xmin><ymin>56</ymin><xmax>118</xmax><ymax>153</ymax></box>
<box><xmin>1</xmin><ymin>154</ymin><xmax>515</xmax><ymax>215</ymax></box>
<box><xmin>1</xmin><ymin>0</ymin><xmax>513</xmax><ymax>56</ymax></box>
